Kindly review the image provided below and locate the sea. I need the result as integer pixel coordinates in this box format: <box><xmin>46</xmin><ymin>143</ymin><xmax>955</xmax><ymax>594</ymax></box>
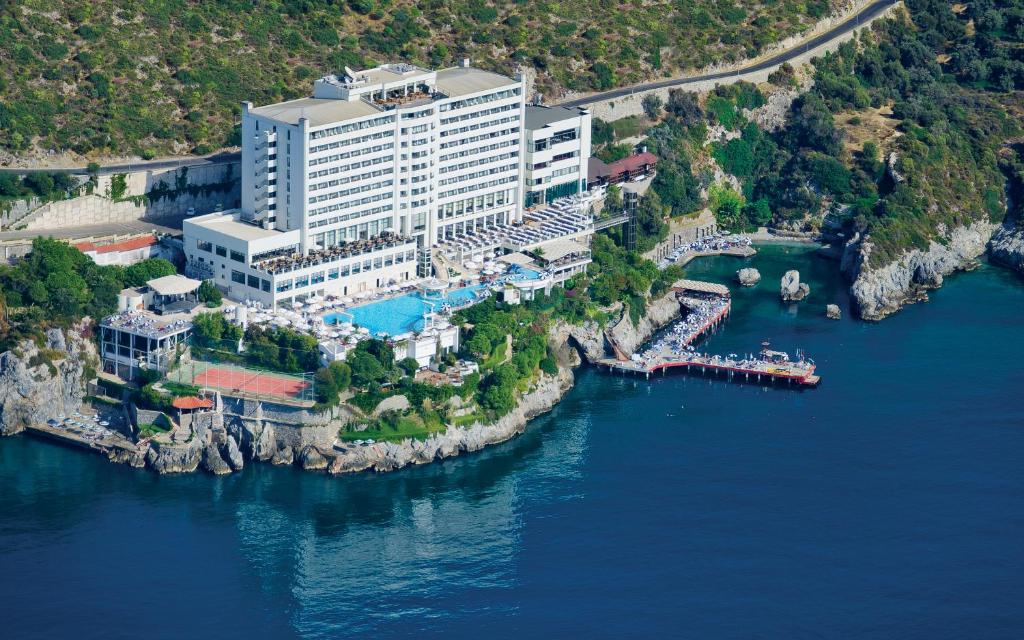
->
<box><xmin>1</xmin><ymin>244</ymin><xmax>1023</xmax><ymax>639</ymax></box>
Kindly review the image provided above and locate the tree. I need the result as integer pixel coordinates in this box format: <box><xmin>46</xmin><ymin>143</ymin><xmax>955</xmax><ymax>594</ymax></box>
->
<box><xmin>642</xmin><ymin>94</ymin><xmax>664</xmax><ymax>120</ymax></box>
<box><xmin>348</xmin><ymin>350</ymin><xmax>386</xmax><ymax>388</ymax></box>
<box><xmin>398</xmin><ymin>357</ymin><xmax>420</xmax><ymax>376</ymax></box>
<box><xmin>198</xmin><ymin>280</ymin><xmax>222</xmax><ymax>307</ymax></box>
<box><xmin>666</xmin><ymin>89</ymin><xmax>703</xmax><ymax>127</ymax></box>
<box><xmin>123</xmin><ymin>258</ymin><xmax>177</xmax><ymax>288</ymax></box>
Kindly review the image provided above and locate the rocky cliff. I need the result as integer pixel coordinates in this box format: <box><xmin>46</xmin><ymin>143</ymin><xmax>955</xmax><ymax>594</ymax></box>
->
<box><xmin>844</xmin><ymin>222</ymin><xmax>995</xmax><ymax>321</ymax></box>
<box><xmin>549</xmin><ymin>283</ymin><xmax>686</xmax><ymax>365</ymax></box>
<box><xmin>989</xmin><ymin>220</ymin><xmax>1024</xmax><ymax>274</ymax></box>
<box><xmin>0</xmin><ymin>328</ymin><xmax>93</xmax><ymax>436</ymax></box>
<box><xmin>324</xmin><ymin>366</ymin><xmax>575</xmax><ymax>474</ymax></box>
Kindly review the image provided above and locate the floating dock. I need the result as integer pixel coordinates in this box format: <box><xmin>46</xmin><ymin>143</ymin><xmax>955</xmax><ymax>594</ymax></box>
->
<box><xmin>598</xmin><ymin>281</ymin><xmax>820</xmax><ymax>387</ymax></box>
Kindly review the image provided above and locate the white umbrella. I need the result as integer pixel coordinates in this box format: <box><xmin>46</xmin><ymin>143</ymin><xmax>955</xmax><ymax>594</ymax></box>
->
<box><xmin>358</xmin><ymin>327</ymin><xmax>370</xmax><ymax>334</ymax></box>
<box><xmin>341</xmin><ymin>296</ymin><xmax>353</xmax><ymax>304</ymax></box>
<box><xmin>291</xmin><ymin>301</ymin><xmax>303</xmax><ymax>309</ymax></box>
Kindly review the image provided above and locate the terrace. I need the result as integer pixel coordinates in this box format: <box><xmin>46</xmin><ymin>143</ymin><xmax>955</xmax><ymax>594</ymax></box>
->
<box><xmin>434</xmin><ymin>196</ymin><xmax>594</xmax><ymax>259</ymax></box>
<box><xmin>253</xmin><ymin>233</ymin><xmax>416</xmax><ymax>275</ymax></box>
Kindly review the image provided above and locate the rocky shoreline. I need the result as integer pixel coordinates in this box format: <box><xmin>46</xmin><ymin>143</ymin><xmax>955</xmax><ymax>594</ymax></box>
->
<box><xmin>841</xmin><ymin>221</ymin><xmax>996</xmax><ymax>321</ymax></box>
<box><xmin>0</xmin><ymin>283</ymin><xmax>689</xmax><ymax>477</ymax></box>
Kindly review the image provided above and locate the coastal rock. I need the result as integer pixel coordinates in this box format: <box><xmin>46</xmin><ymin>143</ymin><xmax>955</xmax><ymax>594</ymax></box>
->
<box><xmin>146</xmin><ymin>441</ymin><xmax>202</xmax><ymax>474</ymax></box>
<box><xmin>299</xmin><ymin>446</ymin><xmax>328</xmax><ymax>470</ymax></box>
<box><xmin>848</xmin><ymin>221</ymin><xmax>995</xmax><ymax>320</ymax></box>
<box><xmin>989</xmin><ymin>221</ymin><xmax>1024</xmax><ymax>274</ymax></box>
<box><xmin>0</xmin><ymin>330</ymin><xmax>92</xmax><ymax>436</ymax></box>
<box><xmin>328</xmin><ymin>366</ymin><xmax>574</xmax><ymax>475</ymax></box>
<box><xmin>780</xmin><ymin>270</ymin><xmax>810</xmax><ymax>302</ymax></box>
<box><xmin>373</xmin><ymin>394</ymin><xmax>410</xmax><ymax>416</ymax></box>
<box><xmin>608</xmin><ymin>283</ymin><xmax>686</xmax><ymax>356</ymax></box>
<box><xmin>221</xmin><ymin>436</ymin><xmax>244</xmax><ymax>470</ymax></box>
<box><xmin>736</xmin><ymin>268</ymin><xmax>761</xmax><ymax>287</ymax></box>
<box><xmin>825</xmin><ymin>304</ymin><xmax>842</xmax><ymax>320</ymax></box>
<box><xmin>271</xmin><ymin>445</ymin><xmax>294</xmax><ymax>466</ymax></box>
<box><xmin>202</xmin><ymin>443</ymin><xmax>232</xmax><ymax>475</ymax></box>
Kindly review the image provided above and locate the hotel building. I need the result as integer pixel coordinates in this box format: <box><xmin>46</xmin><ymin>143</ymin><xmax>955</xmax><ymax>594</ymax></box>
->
<box><xmin>184</xmin><ymin>61</ymin><xmax>595</xmax><ymax>308</ymax></box>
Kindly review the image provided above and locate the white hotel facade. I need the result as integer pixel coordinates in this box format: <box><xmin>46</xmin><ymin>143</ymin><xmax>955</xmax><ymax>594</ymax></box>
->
<box><xmin>184</xmin><ymin>61</ymin><xmax>591</xmax><ymax>308</ymax></box>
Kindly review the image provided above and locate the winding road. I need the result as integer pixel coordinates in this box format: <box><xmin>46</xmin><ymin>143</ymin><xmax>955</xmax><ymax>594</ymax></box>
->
<box><xmin>557</xmin><ymin>0</ymin><xmax>898</xmax><ymax>108</ymax></box>
<box><xmin>1</xmin><ymin>0</ymin><xmax>898</xmax><ymax>176</ymax></box>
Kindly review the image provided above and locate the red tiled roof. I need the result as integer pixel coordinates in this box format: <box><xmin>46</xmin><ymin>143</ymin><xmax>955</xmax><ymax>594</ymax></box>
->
<box><xmin>172</xmin><ymin>396</ymin><xmax>214</xmax><ymax>410</ymax></box>
<box><xmin>604</xmin><ymin>152</ymin><xmax>658</xmax><ymax>175</ymax></box>
<box><xmin>76</xmin><ymin>235</ymin><xmax>157</xmax><ymax>255</ymax></box>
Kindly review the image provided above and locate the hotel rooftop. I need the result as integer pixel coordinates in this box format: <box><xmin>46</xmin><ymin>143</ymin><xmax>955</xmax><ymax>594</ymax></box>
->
<box><xmin>248</xmin><ymin>62</ymin><xmax>520</xmax><ymax>127</ymax></box>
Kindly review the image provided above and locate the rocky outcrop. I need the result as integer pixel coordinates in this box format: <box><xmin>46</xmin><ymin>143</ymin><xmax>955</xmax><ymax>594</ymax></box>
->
<box><xmin>326</xmin><ymin>366</ymin><xmax>575</xmax><ymax>474</ymax></box>
<box><xmin>299</xmin><ymin>446</ymin><xmax>329</xmax><ymax>470</ymax></box>
<box><xmin>221</xmin><ymin>436</ymin><xmax>244</xmax><ymax>471</ymax></box>
<box><xmin>608</xmin><ymin>286</ymin><xmax>685</xmax><ymax>356</ymax></box>
<box><xmin>847</xmin><ymin>221</ymin><xmax>995</xmax><ymax>320</ymax></box>
<box><xmin>826</xmin><ymin>304</ymin><xmax>842</xmax><ymax>320</ymax></box>
<box><xmin>780</xmin><ymin>270</ymin><xmax>810</xmax><ymax>302</ymax></box>
<box><xmin>989</xmin><ymin>221</ymin><xmax>1024</xmax><ymax>274</ymax></box>
<box><xmin>373</xmin><ymin>394</ymin><xmax>410</xmax><ymax>416</ymax></box>
<box><xmin>202</xmin><ymin>443</ymin><xmax>232</xmax><ymax>475</ymax></box>
<box><xmin>146</xmin><ymin>440</ymin><xmax>203</xmax><ymax>474</ymax></box>
<box><xmin>0</xmin><ymin>328</ymin><xmax>93</xmax><ymax>436</ymax></box>
<box><xmin>736</xmin><ymin>268</ymin><xmax>761</xmax><ymax>286</ymax></box>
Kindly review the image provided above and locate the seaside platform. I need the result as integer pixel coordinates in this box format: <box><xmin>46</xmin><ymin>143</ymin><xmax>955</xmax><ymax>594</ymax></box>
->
<box><xmin>598</xmin><ymin>280</ymin><xmax>820</xmax><ymax>388</ymax></box>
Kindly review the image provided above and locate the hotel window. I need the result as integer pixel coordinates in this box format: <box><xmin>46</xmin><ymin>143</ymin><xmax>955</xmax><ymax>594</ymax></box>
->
<box><xmin>261</xmin><ymin>279</ymin><xmax>271</xmax><ymax>292</ymax></box>
<box><xmin>294</xmin><ymin>276</ymin><xmax>309</xmax><ymax>288</ymax></box>
<box><xmin>247</xmin><ymin>275</ymin><xmax>260</xmax><ymax>289</ymax></box>
<box><xmin>197</xmin><ymin>240</ymin><xmax>212</xmax><ymax>253</ymax></box>
<box><xmin>230</xmin><ymin>250</ymin><xmax>245</xmax><ymax>263</ymax></box>
<box><xmin>373</xmin><ymin>257</ymin><xmax>382</xmax><ymax>269</ymax></box>
<box><xmin>277</xmin><ymin>280</ymin><xmax>293</xmax><ymax>292</ymax></box>
<box><xmin>311</xmin><ymin>271</ymin><xmax>325</xmax><ymax>285</ymax></box>
<box><xmin>231</xmin><ymin>270</ymin><xmax>245</xmax><ymax>284</ymax></box>
<box><xmin>215</xmin><ymin>245</ymin><xmax>227</xmax><ymax>257</ymax></box>
<box><xmin>328</xmin><ymin>268</ymin><xmax>339</xmax><ymax>280</ymax></box>
<box><xmin>340</xmin><ymin>264</ymin><xmax>351</xmax><ymax>276</ymax></box>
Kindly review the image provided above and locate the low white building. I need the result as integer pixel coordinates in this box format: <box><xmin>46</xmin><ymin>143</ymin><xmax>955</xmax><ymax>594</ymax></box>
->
<box><xmin>75</xmin><ymin>234</ymin><xmax>170</xmax><ymax>266</ymax></box>
<box><xmin>184</xmin><ymin>210</ymin><xmax>418</xmax><ymax>307</ymax></box>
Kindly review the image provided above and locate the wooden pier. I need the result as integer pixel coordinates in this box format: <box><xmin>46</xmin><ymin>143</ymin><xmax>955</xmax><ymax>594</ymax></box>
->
<box><xmin>598</xmin><ymin>279</ymin><xmax>820</xmax><ymax>388</ymax></box>
<box><xmin>600</xmin><ymin>355</ymin><xmax>820</xmax><ymax>387</ymax></box>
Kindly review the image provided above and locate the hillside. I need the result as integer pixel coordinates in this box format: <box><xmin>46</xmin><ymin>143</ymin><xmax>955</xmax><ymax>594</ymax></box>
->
<box><xmin>0</xmin><ymin>0</ymin><xmax>841</xmax><ymax>161</ymax></box>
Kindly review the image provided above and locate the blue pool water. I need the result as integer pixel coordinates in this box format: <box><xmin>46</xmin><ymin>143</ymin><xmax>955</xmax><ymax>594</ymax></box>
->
<box><xmin>325</xmin><ymin>285</ymin><xmax>486</xmax><ymax>336</ymax></box>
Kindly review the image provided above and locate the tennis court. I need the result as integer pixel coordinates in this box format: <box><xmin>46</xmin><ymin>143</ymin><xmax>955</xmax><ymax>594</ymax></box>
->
<box><xmin>167</xmin><ymin>360</ymin><xmax>314</xmax><ymax>403</ymax></box>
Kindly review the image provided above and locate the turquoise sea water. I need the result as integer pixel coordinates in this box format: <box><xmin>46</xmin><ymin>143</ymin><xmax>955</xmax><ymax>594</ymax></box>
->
<box><xmin>2</xmin><ymin>245</ymin><xmax>1024</xmax><ymax>639</ymax></box>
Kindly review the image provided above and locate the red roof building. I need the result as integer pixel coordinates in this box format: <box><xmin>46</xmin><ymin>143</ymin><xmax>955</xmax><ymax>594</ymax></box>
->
<box><xmin>588</xmin><ymin>152</ymin><xmax>658</xmax><ymax>186</ymax></box>
<box><xmin>171</xmin><ymin>396</ymin><xmax>214</xmax><ymax>411</ymax></box>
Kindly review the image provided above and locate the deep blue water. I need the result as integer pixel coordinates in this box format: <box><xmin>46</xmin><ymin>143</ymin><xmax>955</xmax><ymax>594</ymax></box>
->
<box><xmin>2</xmin><ymin>245</ymin><xmax>1024</xmax><ymax>639</ymax></box>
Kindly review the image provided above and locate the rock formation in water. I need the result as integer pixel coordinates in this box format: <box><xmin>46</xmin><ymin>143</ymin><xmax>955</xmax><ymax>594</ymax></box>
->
<box><xmin>843</xmin><ymin>221</ymin><xmax>994</xmax><ymax>321</ymax></box>
<box><xmin>736</xmin><ymin>268</ymin><xmax>761</xmax><ymax>287</ymax></box>
<box><xmin>826</xmin><ymin>304</ymin><xmax>842</xmax><ymax>320</ymax></box>
<box><xmin>780</xmin><ymin>270</ymin><xmax>810</xmax><ymax>302</ymax></box>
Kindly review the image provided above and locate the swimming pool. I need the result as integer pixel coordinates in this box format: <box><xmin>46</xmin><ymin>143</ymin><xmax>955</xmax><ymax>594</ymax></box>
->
<box><xmin>323</xmin><ymin>285</ymin><xmax>487</xmax><ymax>337</ymax></box>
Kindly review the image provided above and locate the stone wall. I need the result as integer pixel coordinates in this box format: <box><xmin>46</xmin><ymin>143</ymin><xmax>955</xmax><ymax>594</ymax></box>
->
<box><xmin>12</xmin><ymin>161</ymin><xmax>240</xmax><ymax>231</ymax></box>
<box><xmin>20</xmin><ymin>189</ymin><xmax>235</xmax><ymax>230</ymax></box>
